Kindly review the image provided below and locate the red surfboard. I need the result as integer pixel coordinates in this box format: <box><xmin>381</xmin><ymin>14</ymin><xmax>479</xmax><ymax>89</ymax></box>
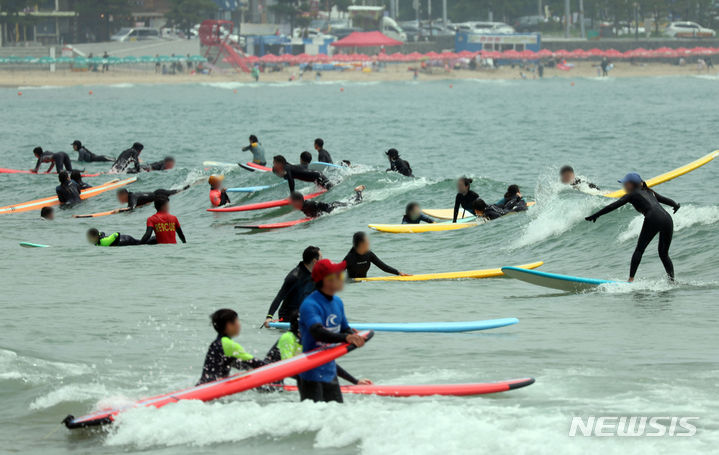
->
<box><xmin>280</xmin><ymin>378</ymin><xmax>534</xmax><ymax>397</ymax></box>
<box><xmin>239</xmin><ymin>162</ymin><xmax>272</xmax><ymax>173</ymax></box>
<box><xmin>235</xmin><ymin>218</ymin><xmax>313</xmax><ymax>229</ymax></box>
<box><xmin>207</xmin><ymin>190</ymin><xmax>327</xmax><ymax>213</ymax></box>
<box><xmin>63</xmin><ymin>330</ymin><xmax>373</xmax><ymax>429</ymax></box>
<box><xmin>0</xmin><ymin>168</ymin><xmax>102</xmax><ymax>177</ymax></box>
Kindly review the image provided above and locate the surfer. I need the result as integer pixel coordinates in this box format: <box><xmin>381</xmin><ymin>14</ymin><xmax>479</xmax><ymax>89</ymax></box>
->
<box><xmin>140</xmin><ymin>198</ymin><xmax>186</xmax><ymax>244</ymax></box>
<box><xmin>55</xmin><ymin>171</ymin><xmax>81</xmax><ymax>206</ymax></box>
<box><xmin>299</xmin><ymin>151</ymin><xmax>312</xmax><ymax>169</ymax></box>
<box><xmin>142</xmin><ymin>156</ymin><xmax>175</xmax><ymax>171</ymax></box>
<box><xmin>495</xmin><ymin>185</ymin><xmax>528</xmax><ymax>212</ymax></box>
<box><xmin>453</xmin><ymin>177</ymin><xmax>479</xmax><ymax>222</ymax></box>
<box><xmin>344</xmin><ymin>232</ymin><xmax>409</xmax><ymax>279</ymax></box>
<box><xmin>472</xmin><ymin>199</ymin><xmax>508</xmax><ymax>220</ymax></box>
<box><xmin>585</xmin><ymin>172</ymin><xmax>679</xmax><ymax>282</ymax></box>
<box><xmin>386</xmin><ymin>148</ymin><xmax>413</xmax><ymax>177</ymax></box>
<box><xmin>111</xmin><ymin>142</ymin><xmax>143</xmax><ymax>174</ymax></box>
<box><xmin>264</xmin><ymin>246</ymin><xmax>322</xmax><ymax>327</ymax></box>
<box><xmin>198</xmin><ymin>309</ymin><xmax>265</xmax><ymax>385</ymax></box>
<box><xmin>298</xmin><ymin>259</ymin><xmax>368</xmax><ymax>402</ymax></box>
<box><xmin>117</xmin><ymin>186</ymin><xmax>188</xmax><ymax>210</ymax></box>
<box><xmin>70</xmin><ymin>170</ymin><xmax>91</xmax><ymax>190</ymax></box>
<box><xmin>86</xmin><ymin>228</ymin><xmax>140</xmax><ymax>247</ymax></box>
<box><xmin>402</xmin><ymin>202</ymin><xmax>435</xmax><ymax>224</ymax></box>
<box><xmin>32</xmin><ymin>147</ymin><xmax>73</xmax><ymax>173</ymax></box>
<box><xmin>40</xmin><ymin>207</ymin><xmax>54</xmax><ymax>220</ymax></box>
<box><xmin>242</xmin><ymin>135</ymin><xmax>266</xmax><ymax>166</ymax></box>
<box><xmin>208</xmin><ymin>175</ymin><xmax>230</xmax><ymax>207</ymax></box>
<box><xmin>289</xmin><ymin>185</ymin><xmax>364</xmax><ymax>218</ymax></box>
<box><xmin>72</xmin><ymin>140</ymin><xmax>113</xmax><ymax>162</ymax></box>
<box><xmin>560</xmin><ymin>165</ymin><xmax>600</xmax><ymax>190</ymax></box>
<box><xmin>314</xmin><ymin>138</ymin><xmax>333</xmax><ymax>164</ymax></box>
<box><xmin>272</xmin><ymin>155</ymin><xmax>332</xmax><ymax>193</ymax></box>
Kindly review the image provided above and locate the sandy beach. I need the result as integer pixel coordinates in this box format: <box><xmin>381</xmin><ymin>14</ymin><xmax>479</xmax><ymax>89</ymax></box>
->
<box><xmin>1</xmin><ymin>60</ymin><xmax>717</xmax><ymax>87</ymax></box>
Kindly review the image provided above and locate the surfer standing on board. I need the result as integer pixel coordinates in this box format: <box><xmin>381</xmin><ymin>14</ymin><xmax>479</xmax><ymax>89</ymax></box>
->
<box><xmin>585</xmin><ymin>172</ymin><xmax>680</xmax><ymax>282</ymax></box>
<box><xmin>298</xmin><ymin>259</ymin><xmax>367</xmax><ymax>402</ymax></box>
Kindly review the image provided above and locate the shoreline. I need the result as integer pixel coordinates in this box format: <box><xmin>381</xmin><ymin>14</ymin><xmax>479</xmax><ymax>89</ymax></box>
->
<box><xmin>1</xmin><ymin>61</ymin><xmax>717</xmax><ymax>87</ymax></box>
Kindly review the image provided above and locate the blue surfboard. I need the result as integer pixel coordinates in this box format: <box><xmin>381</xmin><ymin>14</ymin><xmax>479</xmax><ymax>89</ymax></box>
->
<box><xmin>226</xmin><ymin>183</ymin><xmax>281</xmax><ymax>193</ymax></box>
<box><xmin>19</xmin><ymin>242</ymin><xmax>50</xmax><ymax>248</ymax></box>
<box><xmin>269</xmin><ymin>318</ymin><xmax>518</xmax><ymax>333</ymax></box>
<box><xmin>309</xmin><ymin>162</ymin><xmax>343</xmax><ymax>171</ymax></box>
<box><xmin>501</xmin><ymin>266</ymin><xmax>620</xmax><ymax>293</ymax></box>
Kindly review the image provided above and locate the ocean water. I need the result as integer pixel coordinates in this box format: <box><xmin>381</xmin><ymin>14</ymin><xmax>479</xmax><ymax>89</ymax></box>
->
<box><xmin>1</xmin><ymin>76</ymin><xmax>718</xmax><ymax>455</ymax></box>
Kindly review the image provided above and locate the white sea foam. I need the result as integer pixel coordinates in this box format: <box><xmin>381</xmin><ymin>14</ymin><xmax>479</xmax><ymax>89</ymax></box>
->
<box><xmin>0</xmin><ymin>349</ymin><xmax>91</xmax><ymax>385</ymax></box>
<box><xmin>618</xmin><ymin>205</ymin><xmax>719</xmax><ymax>242</ymax></box>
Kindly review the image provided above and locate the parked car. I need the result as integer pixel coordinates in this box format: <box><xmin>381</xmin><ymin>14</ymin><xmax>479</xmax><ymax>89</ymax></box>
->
<box><xmin>457</xmin><ymin>21</ymin><xmax>515</xmax><ymax>34</ymax></box>
<box><xmin>399</xmin><ymin>22</ymin><xmax>422</xmax><ymax>42</ymax></box>
<box><xmin>421</xmin><ymin>25</ymin><xmax>456</xmax><ymax>38</ymax></box>
<box><xmin>664</xmin><ymin>21</ymin><xmax>715</xmax><ymax>38</ymax></box>
<box><xmin>110</xmin><ymin>27</ymin><xmax>161</xmax><ymax>42</ymax></box>
<box><xmin>514</xmin><ymin>15</ymin><xmax>546</xmax><ymax>32</ymax></box>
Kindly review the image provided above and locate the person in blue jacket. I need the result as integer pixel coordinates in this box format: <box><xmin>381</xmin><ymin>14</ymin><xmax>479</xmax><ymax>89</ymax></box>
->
<box><xmin>298</xmin><ymin>259</ymin><xmax>367</xmax><ymax>402</ymax></box>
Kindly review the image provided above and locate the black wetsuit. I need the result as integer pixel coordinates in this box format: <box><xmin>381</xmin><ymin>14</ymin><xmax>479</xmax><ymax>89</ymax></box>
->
<box><xmin>572</xmin><ymin>178</ymin><xmax>600</xmax><ymax>190</ymax></box>
<box><xmin>96</xmin><ymin>232</ymin><xmax>140</xmax><ymax>247</ymax></box>
<box><xmin>588</xmin><ymin>188</ymin><xmax>678</xmax><ymax>279</ymax></box>
<box><xmin>197</xmin><ymin>335</ymin><xmax>265</xmax><ymax>385</ymax></box>
<box><xmin>387</xmin><ymin>158</ymin><xmax>413</xmax><ymax>177</ymax></box>
<box><xmin>300</xmin><ymin>191</ymin><xmax>362</xmax><ymax>218</ymax></box>
<box><xmin>317</xmin><ymin>148</ymin><xmax>333</xmax><ymax>164</ymax></box>
<box><xmin>266</xmin><ymin>262</ymin><xmax>315</xmax><ymax>321</ymax></box>
<box><xmin>141</xmin><ymin>160</ymin><xmax>167</xmax><ymax>171</ymax></box>
<box><xmin>77</xmin><ymin>146</ymin><xmax>113</xmax><ymax>162</ymax></box>
<box><xmin>284</xmin><ymin>165</ymin><xmax>331</xmax><ymax>192</ymax></box>
<box><xmin>453</xmin><ymin>191</ymin><xmax>480</xmax><ymax>222</ymax></box>
<box><xmin>482</xmin><ymin>204</ymin><xmax>509</xmax><ymax>220</ymax></box>
<box><xmin>35</xmin><ymin>151</ymin><xmax>72</xmax><ymax>173</ymax></box>
<box><xmin>126</xmin><ymin>188</ymin><xmax>181</xmax><ymax>209</ymax></box>
<box><xmin>402</xmin><ymin>214</ymin><xmax>435</xmax><ymax>224</ymax></box>
<box><xmin>111</xmin><ymin>148</ymin><xmax>141</xmax><ymax>173</ymax></box>
<box><xmin>72</xmin><ymin>178</ymin><xmax>91</xmax><ymax>190</ymax></box>
<box><xmin>496</xmin><ymin>195</ymin><xmax>528</xmax><ymax>212</ymax></box>
<box><xmin>343</xmin><ymin>248</ymin><xmax>399</xmax><ymax>279</ymax></box>
<box><xmin>55</xmin><ymin>181</ymin><xmax>81</xmax><ymax>205</ymax></box>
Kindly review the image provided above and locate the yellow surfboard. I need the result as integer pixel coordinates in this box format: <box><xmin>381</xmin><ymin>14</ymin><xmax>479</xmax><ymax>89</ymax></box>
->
<box><xmin>604</xmin><ymin>150</ymin><xmax>719</xmax><ymax>198</ymax></box>
<box><xmin>423</xmin><ymin>202</ymin><xmax>536</xmax><ymax>221</ymax></box>
<box><xmin>354</xmin><ymin>261</ymin><xmax>544</xmax><ymax>282</ymax></box>
<box><xmin>368</xmin><ymin>218</ymin><xmax>478</xmax><ymax>233</ymax></box>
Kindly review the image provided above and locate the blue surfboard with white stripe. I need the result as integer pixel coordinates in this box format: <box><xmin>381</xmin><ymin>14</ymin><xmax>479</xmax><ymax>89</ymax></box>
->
<box><xmin>269</xmin><ymin>318</ymin><xmax>518</xmax><ymax>333</ymax></box>
<box><xmin>501</xmin><ymin>266</ymin><xmax>620</xmax><ymax>292</ymax></box>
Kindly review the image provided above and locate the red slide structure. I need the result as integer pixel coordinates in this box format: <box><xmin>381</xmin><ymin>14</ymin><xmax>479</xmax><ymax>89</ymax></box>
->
<box><xmin>199</xmin><ymin>20</ymin><xmax>250</xmax><ymax>73</ymax></box>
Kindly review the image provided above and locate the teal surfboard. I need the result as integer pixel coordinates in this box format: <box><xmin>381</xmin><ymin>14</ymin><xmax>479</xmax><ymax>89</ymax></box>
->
<box><xmin>226</xmin><ymin>183</ymin><xmax>281</xmax><ymax>193</ymax></box>
<box><xmin>269</xmin><ymin>318</ymin><xmax>518</xmax><ymax>333</ymax></box>
<box><xmin>501</xmin><ymin>267</ymin><xmax>619</xmax><ymax>293</ymax></box>
<box><xmin>19</xmin><ymin>242</ymin><xmax>49</xmax><ymax>248</ymax></box>
<box><xmin>309</xmin><ymin>162</ymin><xmax>343</xmax><ymax>171</ymax></box>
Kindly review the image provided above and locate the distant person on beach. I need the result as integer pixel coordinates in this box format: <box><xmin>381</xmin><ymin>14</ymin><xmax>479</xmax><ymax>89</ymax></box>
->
<box><xmin>32</xmin><ymin>147</ymin><xmax>72</xmax><ymax>173</ymax></box>
<box><xmin>386</xmin><ymin>148</ymin><xmax>413</xmax><ymax>178</ymax></box>
<box><xmin>453</xmin><ymin>177</ymin><xmax>479</xmax><ymax>222</ymax></box>
<box><xmin>343</xmin><ymin>231</ymin><xmax>409</xmax><ymax>279</ymax></box>
<box><xmin>155</xmin><ymin>54</ymin><xmax>161</xmax><ymax>73</ymax></box>
<box><xmin>72</xmin><ymin>140</ymin><xmax>113</xmax><ymax>162</ymax></box>
<box><xmin>142</xmin><ymin>156</ymin><xmax>175</xmax><ymax>171</ymax></box>
<box><xmin>111</xmin><ymin>142</ymin><xmax>143</xmax><ymax>173</ymax></box>
<box><xmin>586</xmin><ymin>172</ymin><xmax>680</xmax><ymax>282</ymax></box>
<box><xmin>314</xmin><ymin>138</ymin><xmax>333</xmax><ymax>164</ymax></box>
<box><xmin>264</xmin><ymin>246</ymin><xmax>321</xmax><ymax>326</ymax></box>
<box><xmin>299</xmin><ymin>151</ymin><xmax>313</xmax><ymax>169</ymax></box>
<box><xmin>273</xmin><ymin>155</ymin><xmax>332</xmax><ymax>193</ymax></box>
<box><xmin>242</xmin><ymin>135</ymin><xmax>266</xmax><ymax>165</ymax></box>
<box><xmin>102</xmin><ymin>51</ymin><xmax>109</xmax><ymax>72</ymax></box>
<box><xmin>197</xmin><ymin>309</ymin><xmax>265</xmax><ymax>385</ymax></box>
<box><xmin>55</xmin><ymin>171</ymin><xmax>81</xmax><ymax>206</ymax></box>
<box><xmin>40</xmin><ymin>207</ymin><xmax>54</xmax><ymax>220</ymax></box>
<box><xmin>140</xmin><ymin>198</ymin><xmax>186</xmax><ymax>244</ymax></box>
<box><xmin>86</xmin><ymin>228</ymin><xmax>140</xmax><ymax>247</ymax></box>
<box><xmin>560</xmin><ymin>165</ymin><xmax>600</xmax><ymax>190</ymax></box>
<box><xmin>289</xmin><ymin>185</ymin><xmax>365</xmax><ymax>218</ymax></box>
<box><xmin>70</xmin><ymin>170</ymin><xmax>91</xmax><ymax>190</ymax></box>
<box><xmin>252</xmin><ymin>66</ymin><xmax>260</xmax><ymax>82</ymax></box>
<box><xmin>600</xmin><ymin>57</ymin><xmax>610</xmax><ymax>76</ymax></box>
<box><xmin>208</xmin><ymin>175</ymin><xmax>230</xmax><ymax>207</ymax></box>
<box><xmin>402</xmin><ymin>202</ymin><xmax>435</xmax><ymax>224</ymax></box>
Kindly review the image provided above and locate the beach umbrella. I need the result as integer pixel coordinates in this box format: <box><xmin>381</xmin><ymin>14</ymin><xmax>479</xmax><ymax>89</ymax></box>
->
<box><xmin>500</xmin><ymin>49</ymin><xmax>521</xmax><ymax>59</ymax></box>
<box><xmin>553</xmin><ymin>49</ymin><xmax>570</xmax><ymax>57</ymax></box>
<box><xmin>424</xmin><ymin>51</ymin><xmax>440</xmax><ymax>59</ymax></box>
<box><xmin>536</xmin><ymin>49</ymin><xmax>553</xmax><ymax>58</ymax></box>
<box><xmin>519</xmin><ymin>50</ymin><xmax>538</xmax><ymax>60</ymax></box>
<box><xmin>587</xmin><ymin>48</ymin><xmax>603</xmax><ymax>56</ymax></box>
<box><xmin>407</xmin><ymin>52</ymin><xmax>423</xmax><ymax>61</ymax></box>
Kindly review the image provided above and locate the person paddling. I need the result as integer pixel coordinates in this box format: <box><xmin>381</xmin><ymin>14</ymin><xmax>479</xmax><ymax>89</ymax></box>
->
<box><xmin>343</xmin><ymin>231</ymin><xmax>409</xmax><ymax>279</ymax></box>
<box><xmin>386</xmin><ymin>148</ymin><xmax>413</xmax><ymax>177</ymax></box>
<box><xmin>72</xmin><ymin>140</ymin><xmax>113</xmax><ymax>162</ymax></box>
<box><xmin>472</xmin><ymin>199</ymin><xmax>508</xmax><ymax>220</ymax></box>
<box><xmin>117</xmin><ymin>186</ymin><xmax>188</xmax><ymax>210</ymax></box>
<box><xmin>86</xmin><ymin>228</ymin><xmax>140</xmax><ymax>247</ymax></box>
<box><xmin>33</xmin><ymin>147</ymin><xmax>73</xmax><ymax>173</ymax></box>
<box><xmin>453</xmin><ymin>177</ymin><xmax>479</xmax><ymax>222</ymax></box>
<box><xmin>273</xmin><ymin>155</ymin><xmax>332</xmax><ymax>193</ymax></box>
<box><xmin>495</xmin><ymin>184</ymin><xmax>528</xmax><ymax>212</ymax></box>
<box><xmin>289</xmin><ymin>185</ymin><xmax>364</xmax><ymax>218</ymax></box>
<box><xmin>111</xmin><ymin>142</ymin><xmax>143</xmax><ymax>173</ymax></box>
<box><xmin>585</xmin><ymin>172</ymin><xmax>679</xmax><ymax>282</ymax></box>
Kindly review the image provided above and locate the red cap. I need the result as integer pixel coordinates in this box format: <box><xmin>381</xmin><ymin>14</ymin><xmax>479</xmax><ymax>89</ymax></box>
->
<box><xmin>312</xmin><ymin>259</ymin><xmax>347</xmax><ymax>282</ymax></box>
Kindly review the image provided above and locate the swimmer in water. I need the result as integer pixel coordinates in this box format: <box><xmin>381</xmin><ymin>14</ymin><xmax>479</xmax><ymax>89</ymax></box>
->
<box><xmin>299</xmin><ymin>151</ymin><xmax>312</xmax><ymax>169</ymax></box>
<box><xmin>343</xmin><ymin>231</ymin><xmax>410</xmax><ymax>279</ymax></box>
<box><xmin>141</xmin><ymin>156</ymin><xmax>175</xmax><ymax>172</ymax></box>
<box><xmin>273</xmin><ymin>155</ymin><xmax>332</xmax><ymax>193</ymax></box>
<box><xmin>385</xmin><ymin>148</ymin><xmax>413</xmax><ymax>177</ymax></box>
<box><xmin>40</xmin><ymin>207</ymin><xmax>54</xmax><ymax>220</ymax></box>
<box><xmin>86</xmin><ymin>228</ymin><xmax>140</xmax><ymax>247</ymax></box>
<box><xmin>453</xmin><ymin>177</ymin><xmax>479</xmax><ymax>222</ymax></box>
<box><xmin>70</xmin><ymin>170</ymin><xmax>91</xmax><ymax>190</ymax></box>
<box><xmin>402</xmin><ymin>202</ymin><xmax>435</xmax><ymax>224</ymax></box>
<box><xmin>208</xmin><ymin>175</ymin><xmax>230</xmax><ymax>207</ymax></box>
<box><xmin>55</xmin><ymin>171</ymin><xmax>81</xmax><ymax>206</ymax></box>
<box><xmin>585</xmin><ymin>172</ymin><xmax>679</xmax><ymax>282</ymax></box>
<box><xmin>314</xmin><ymin>138</ymin><xmax>333</xmax><ymax>164</ymax></box>
<box><xmin>242</xmin><ymin>135</ymin><xmax>266</xmax><ymax>166</ymax></box>
<box><xmin>32</xmin><ymin>147</ymin><xmax>73</xmax><ymax>173</ymax></box>
<box><xmin>289</xmin><ymin>185</ymin><xmax>365</xmax><ymax>218</ymax></box>
<box><xmin>197</xmin><ymin>309</ymin><xmax>265</xmax><ymax>385</ymax></box>
<box><xmin>560</xmin><ymin>165</ymin><xmax>600</xmax><ymax>190</ymax></box>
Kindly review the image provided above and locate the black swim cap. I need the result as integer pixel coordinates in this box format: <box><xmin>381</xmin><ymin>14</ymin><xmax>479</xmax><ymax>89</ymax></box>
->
<box><xmin>386</xmin><ymin>148</ymin><xmax>399</xmax><ymax>158</ymax></box>
<box><xmin>71</xmin><ymin>140</ymin><xmax>82</xmax><ymax>147</ymax></box>
<box><xmin>132</xmin><ymin>142</ymin><xmax>144</xmax><ymax>151</ymax></box>
<box><xmin>33</xmin><ymin>146</ymin><xmax>43</xmax><ymax>155</ymax></box>
<box><xmin>560</xmin><ymin>165</ymin><xmax>574</xmax><ymax>174</ymax></box>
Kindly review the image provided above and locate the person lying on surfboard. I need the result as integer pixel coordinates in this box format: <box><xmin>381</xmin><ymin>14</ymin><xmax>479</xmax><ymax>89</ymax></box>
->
<box><xmin>273</xmin><ymin>155</ymin><xmax>332</xmax><ymax>193</ymax></box>
<box><xmin>264</xmin><ymin>246</ymin><xmax>321</xmax><ymax>327</ymax></box>
<box><xmin>55</xmin><ymin>171</ymin><xmax>81</xmax><ymax>207</ymax></box>
<box><xmin>241</xmin><ymin>135</ymin><xmax>266</xmax><ymax>166</ymax></box>
<box><xmin>117</xmin><ymin>186</ymin><xmax>188</xmax><ymax>211</ymax></box>
<box><xmin>453</xmin><ymin>177</ymin><xmax>479</xmax><ymax>222</ymax></box>
<box><xmin>140</xmin><ymin>198</ymin><xmax>186</xmax><ymax>245</ymax></box>
<box><xmin>298</xmin><ymin>259</ymin><xmax>367</xmax><ymax>402</ymax></box>
<box><xmin>40</xmin><ymin>207</ymin><xmax>54</xmax><ymax>221</ymax></box>
<box><xmin>299</xmin><ymin>151</ymin><xmax>312</xmax><ymax>169</ymax></box>
<box><xmin>208</xmin><ymin>175</ymin><xmax>230</xmax><ymax>207</ymax></box>
<box><xmin>343</xmin><ymin>232</ymin><xmax>410</xmax><ymax>279</ymax></box>
<box><xmin>86</xmin><ymin>228</ymin><xmax>140</xmax><ymax>247</ymax></box>
<box><xmin>264</xmin><ymin>311</ymin><xmax>371</xmax><ymax>386</ymax></box>
<box><xmin>141</xmin><ymin>156</ymin><xmax>175</xmax><ymax>172</ymax></box>
<box><xmin>585</xmin><ymin>172</ymin><xmax>680</xmax><ymax>283</ymax></box>
<box><xmin>71</xmin><ymin>170</ymin><xmax>91</xmax><ymax>190</ymax></box>
<box><xmin>560</xmin><ymin>165</ymin><xmax>600</xmax><ymax>190</ymax></box>
<box><xmin>197</xmin><ymin>309</ymin><xmax>265</xmax><ymax>385</ymax></box>
<box><xmin>72</xmin><ymin>140</ymin><xmax>113</xmax><ymax>162</ymax></box>
<box><xmin>402</xmin><ymin>202</ymin><xmax>434</xmax><ymax>224</ymax></box>
<box><xmin>472</xmin><ymin>199</ymin><xmax>509</xmax><ymax>220</ymax></box>
<box><xmin>386</xmin><ymin>148</ymin><xmax>413</xmax><ymax>177</ymax></box>
<box><xmin>110</xmin><ymin>142</ymin><xmax>143</xmax><ymax>174</ymax></box>
<box><xmin>495</xmin><ymin>185</ymin><xmax>528</xmax><ymax>212</ymax></box>
<box><xmin>289</xmin><ymin>185</ymin><xmax>365</xmax><ymax>218</ymax></box>
<box><xmin>32</xmin><ymin>147</ymin><xmax>73</xmax><ymax>173</ymax></box>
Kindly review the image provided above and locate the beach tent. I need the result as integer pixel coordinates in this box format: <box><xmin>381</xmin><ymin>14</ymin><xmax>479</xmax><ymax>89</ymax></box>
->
<box><xmin>331</xmin><ymin>31</ymin><xmax>403</xmax><ymax>48</ymax></box>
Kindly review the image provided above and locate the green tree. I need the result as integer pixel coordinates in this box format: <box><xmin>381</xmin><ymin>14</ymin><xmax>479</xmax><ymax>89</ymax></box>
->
<box><xmin>165</xmin><ymin>0</ymin><xmax>218</xmax><ymax>34</ymax></box>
